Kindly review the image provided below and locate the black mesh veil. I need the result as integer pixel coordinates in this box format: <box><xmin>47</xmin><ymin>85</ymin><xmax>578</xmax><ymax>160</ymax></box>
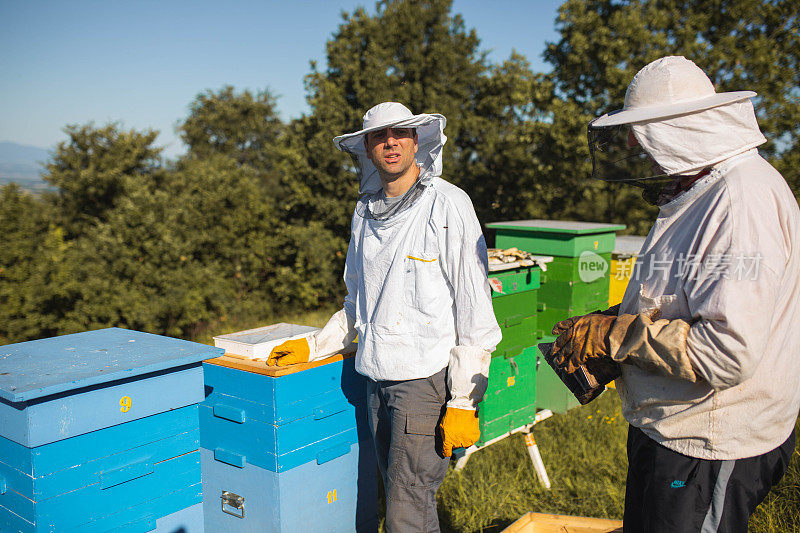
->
<box><xmin>587</xmin><ymin>117</ymin><xmax>676</xmax><ymax>205</ymax></box>
<box><xmin>355</xmin><ymin>175</ymin><xmax>429</xmax><ymax>221</ymax></box>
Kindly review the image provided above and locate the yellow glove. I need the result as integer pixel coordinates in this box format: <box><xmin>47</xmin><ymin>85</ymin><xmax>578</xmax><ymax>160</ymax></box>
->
<box><xmin>438</xmin><ymin>407</ymin><xmax>480</xmax><ymax>457</ymax></box>
<box><xmin>266</xmin><ymin>338</ymin><xmax>310</xmax><ymax>366</ymax></box>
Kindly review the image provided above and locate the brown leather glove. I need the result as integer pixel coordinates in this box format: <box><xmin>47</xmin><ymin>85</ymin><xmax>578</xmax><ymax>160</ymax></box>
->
<box><xmin>552</xmin><ymin>309</ymin><xmax>697</xmax><ymax>382</ymax></box>
<box><xmin>548</xmin><ymin>304</ymin><xmax>621</xmax><ymax>372</ymax></box>
<box><xmin>551</xmin><ymin>314</ymin><xmax>618</xmax><ymax>373</ymax></box>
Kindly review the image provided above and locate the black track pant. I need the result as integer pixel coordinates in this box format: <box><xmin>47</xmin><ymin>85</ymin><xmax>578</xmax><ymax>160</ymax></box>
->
<box><xmin>623</xmin><ymin>425</ymin><xmax>795</xmax><ymax>532</ymax></box>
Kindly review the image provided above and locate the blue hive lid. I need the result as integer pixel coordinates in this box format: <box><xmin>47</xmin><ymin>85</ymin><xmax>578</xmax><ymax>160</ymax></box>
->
<box><xmin>0</xmin><ymin>327</ymin><xmax>223</xmax><ymax>403</ymax></box>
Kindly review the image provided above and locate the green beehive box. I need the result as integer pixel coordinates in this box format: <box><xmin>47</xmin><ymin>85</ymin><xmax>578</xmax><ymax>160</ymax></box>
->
<box><xmin>491</xmin><ymin>290</ymin><xmax>541</xmax><ymax>357</ymax></box>
<box><xmin>535</xmin><ymin>335</ymin><xmax>580</xmax><ymax>414</ymax></box>
<box><xmin>487</xmin><ymin>220</ymin><xmax>625</xmax><ymax>257</ymax></box>
<box><xmin>478</xmin><ymin>415</ymin><xmax>514</xmax><ymax>444</ymax></box>
<box><xmin>537</xmin><ymin>300</ymin><xmax>612</xmax><ymax>335</ymax></box>
<box><xmin>479</xmin><ymin>347</ymin><xmax>538</xmax><ymax>443</ymax></box>
<box><xmin>489</xmin><ymin>265</ymin><xmax>544</xmax><ymax>357</ymax></box>
<box><xmin>538</xmin><ymin>278</ymin><xmax>610</xmax><ymax>308</ymax></box>
<box><xmin>539</xmin><ymin>253</ymin><xmax>613</xmax><ymax>283</ymax></box>
<box><xmin>510</xmin><ymin>402</ymin><xmax>538</xmax><ymax>429</ymax></box>
<box><xmin>482</xmin><ymin>348</ymin><xmax>537</xmax><ymax>418</ymax></box>
<box><xmin>488</xmin><ymin>265</ymin><xmax>540</xmax><ymax>296</ymax></box>
<box><xmin>478</xmin><ymin>403</ymin><xmax>540</xmax><ymax>445</ymax></box>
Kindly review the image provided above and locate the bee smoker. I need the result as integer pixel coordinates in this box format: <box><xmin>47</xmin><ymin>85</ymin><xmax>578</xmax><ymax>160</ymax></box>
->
<box><xmin>539</xmin><ymin>342</ymin><xmax>622</xmax><ymax>405</ymax></box>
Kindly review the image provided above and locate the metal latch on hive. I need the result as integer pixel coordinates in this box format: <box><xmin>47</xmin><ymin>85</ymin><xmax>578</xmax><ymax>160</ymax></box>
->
<box><xmin>221</xmin><ymin>490</ymin><xmax>245</xmax><ymax>518</ymax></box>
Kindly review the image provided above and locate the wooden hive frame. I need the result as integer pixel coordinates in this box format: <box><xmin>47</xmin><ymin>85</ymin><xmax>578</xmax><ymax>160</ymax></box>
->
<box><xmin>503</xmin><ymin>512</ymin><xmax>623</xmax><ymax>533</ymax></box>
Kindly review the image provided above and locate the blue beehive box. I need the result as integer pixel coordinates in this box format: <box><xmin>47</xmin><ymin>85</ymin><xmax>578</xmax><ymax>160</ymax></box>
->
<box><xmin>200</xmin><ymin>352</ymin><xmax>379</xmax><ymax>532</ymax></box>
<box><xmin>0</xmin><ymin>327</ymin><xmax>223</xmax><ymax>532</ymax></box>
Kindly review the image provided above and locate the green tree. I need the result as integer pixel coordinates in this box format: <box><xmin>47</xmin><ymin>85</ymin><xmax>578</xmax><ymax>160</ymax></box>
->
<box><xmin>60</xmin><ymin>155</ymin><xmax>286</xmax><ymax>337</ymax></box>
<box><xmin>266</xmin><ymin>221</ymin><xmax>345</xmax><ymax>309</ymax></box>
<box><xmin>0</xmin><ymin>184</ymin><xmax>72</xmax><ymax>343</ymax></box>
<box><xmin>460</xmin><ymin>55</ymin><xmax>610</xmax><ymax>228</ymax></box>
<box><xmin>43</xmin><ymin>123</ymin><xmax>163</xmax><ymax>236</ymax></box>
<box><xmin>177</xmin><ymin>86</ymin><xmax>345</xmax><ymax>310</ymax></box>
<box><xmin>543</xmin><ymin>0</ymin><xmax>800</xmax><ymax>231</ymax></box>
<box><xmin>179</xmin><ymin>86</ymin><xmax>284</xmax><ymax>176</ymax></box>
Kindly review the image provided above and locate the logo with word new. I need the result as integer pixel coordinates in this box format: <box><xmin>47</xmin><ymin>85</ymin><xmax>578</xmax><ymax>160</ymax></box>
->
<box><xmin>578</xmin><ymin>250</ymin><xmax>609</xmax><ymax>283</ymax></box>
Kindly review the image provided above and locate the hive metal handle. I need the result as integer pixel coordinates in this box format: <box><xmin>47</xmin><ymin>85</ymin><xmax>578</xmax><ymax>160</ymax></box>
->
<box><xmin>221</xmin><ymin>490</ymin><xmax>245</xmax><ymax>519</ymax></box>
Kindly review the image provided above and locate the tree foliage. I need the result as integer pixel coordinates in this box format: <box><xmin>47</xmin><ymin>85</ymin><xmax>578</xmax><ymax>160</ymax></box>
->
<box><xmin>545</xmin><ymin>0</ymin><xmax>800</xmax><ymax>229</ymax></box>
<box><xmin>58</xmin><ymin>155</ymin><xmax>284</xmax><ymax>337</ymax></box>
<box><xmin>179</xmin><ymin>86</ymin><xmax>283</xmax><ymax>176</ymax></box>
<box><xmin>43</xmin><ymin>123</ymin><xmax>163</xmax><ymax>237</ymax></box>
<box><xmin>2</xmin><ymin>0</ymin><xmax>798</xmax><ymax>344</ymax></box>
<box><xmin>1</xmin><ymin>117</ymin><xmax>344</xmax><ymax>341</ymax></box>
<box><xmin>0</xmin><ymin>184</ymin><xmax>71</xmax><ymax>343</ymax></box>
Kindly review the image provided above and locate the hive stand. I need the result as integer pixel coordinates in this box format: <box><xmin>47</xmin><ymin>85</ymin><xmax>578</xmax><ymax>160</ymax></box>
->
<box><xmin>452</xmin><ymin>408</ymin><xmax>553</xmax><ymax>489</ymax></box>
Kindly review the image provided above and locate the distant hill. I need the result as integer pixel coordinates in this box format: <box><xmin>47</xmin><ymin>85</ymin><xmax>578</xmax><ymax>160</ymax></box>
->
<box><xmin>0</xmin><ymin>141</ymin><xmax>52</xmax><ymax>193</ymax></box>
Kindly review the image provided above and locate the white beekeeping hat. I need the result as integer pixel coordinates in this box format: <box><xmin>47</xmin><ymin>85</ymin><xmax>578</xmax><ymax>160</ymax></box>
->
<box><xmin>333</xmin><ymin>102</ymin><xmax>447</xmax><ymax>194</ymax></box>
<box><xmin>589</xmin><ymin>56</ymin><xmax>766</xmax><ymax>180</ymax></box>
<box><xmin>592</xmin><ymin>56</ymin><xmax>756</xmax><ymax>127</ymax></box>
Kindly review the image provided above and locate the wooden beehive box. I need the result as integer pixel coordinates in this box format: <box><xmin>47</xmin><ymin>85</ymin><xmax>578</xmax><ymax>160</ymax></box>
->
<box><xmin>503</xmin><ymin>512</ymin><xmax>623</xmax><ymax>532</ymax></box>
<box><xmin>200</xmin><ymin>345</ymin><xmax>378</xmax><ymax>532</ymax></box>
<box><xmin>0</xmin><ymin>327</ymin><xmax>222</xmax><ymax>532</ymax></box>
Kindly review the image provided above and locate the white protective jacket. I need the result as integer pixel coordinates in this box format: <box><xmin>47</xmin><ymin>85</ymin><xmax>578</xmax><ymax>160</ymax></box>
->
<box><xmin>619</xmin><ymin>99</ymin><xmax>800</xmax><ymax>460</ymax></box>
<box><xmin>310</xmin><ymin>114</ymin><xmax>502</xmax><ymax>410</ymax></box>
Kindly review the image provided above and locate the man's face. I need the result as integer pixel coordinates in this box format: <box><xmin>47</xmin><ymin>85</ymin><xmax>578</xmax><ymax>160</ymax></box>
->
<box><xmin>364</xmin><ymin>127</ymin><xmax>419</xmax><ymax>180</ymax></box>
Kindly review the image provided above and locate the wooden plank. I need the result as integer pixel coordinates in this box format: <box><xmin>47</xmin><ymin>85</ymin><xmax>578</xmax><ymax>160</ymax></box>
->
<box><xmin>204</xmin><ymin>350</ymin><xmax>355</xmax><ymax>377</ymax></box>
<box><xmin>503</xmin><ymin>512</ymin><xmax>623</xmax><ymax>533</ymax></box>
<box><xmin>503</xmin><ymin>513</ymin><xmax>536</xmax><ymax>532</ymax></box>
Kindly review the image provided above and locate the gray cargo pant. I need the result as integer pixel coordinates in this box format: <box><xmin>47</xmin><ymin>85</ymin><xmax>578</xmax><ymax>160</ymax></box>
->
<box><xmin>366</xmin><ymin>367</ymin><xmax>451</xmax><ymax>533</ymax></box>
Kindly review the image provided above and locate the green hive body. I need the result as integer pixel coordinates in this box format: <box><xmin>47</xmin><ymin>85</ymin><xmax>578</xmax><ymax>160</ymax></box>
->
<box><xmin>477</xmin><ymin>220</ymin><xmax>624</xmax><ymax>444</ymax></box>
<box><xmin>487</xmin><ymin>220</ymin><xmax>624</xmax><ymax>334</ymax></box>
<box><xmin>478</xmin><ymin>346</ymin><xmax>538</xmax><ymax>444</ymax></box>
<box><xmin>489</xmin><ymin>266</ymin><xmax>542</xmax><ymax>358</ymax></box>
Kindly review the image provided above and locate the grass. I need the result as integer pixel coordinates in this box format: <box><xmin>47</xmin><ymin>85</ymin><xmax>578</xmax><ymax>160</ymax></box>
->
<box><xmin>435</xmin><ymin>391</ymin><xmax>800</xmax><ymax>532</ymax></box>
<box><xmin>193</xmin><ymin>311</ymin><xmax>799</xmax><ymax>532</ymax></box>
<box><xmin>436</xmin><ymin>391</ymin><xmax>628</xmax><ymax>532</ymax></box>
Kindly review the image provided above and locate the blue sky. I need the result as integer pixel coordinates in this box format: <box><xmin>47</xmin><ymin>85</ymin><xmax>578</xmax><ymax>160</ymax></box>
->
<box><xmin>0</xmin><ymin>1</ymin><xmax>563</xmax><ymax>158</ymax></box>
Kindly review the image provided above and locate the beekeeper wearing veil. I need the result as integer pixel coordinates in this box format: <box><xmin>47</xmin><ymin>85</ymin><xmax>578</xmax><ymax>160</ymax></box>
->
<box><xmin>270</xmin><ymin>102</ymin><xmax>501</xmax><ymax>532</ymax></box>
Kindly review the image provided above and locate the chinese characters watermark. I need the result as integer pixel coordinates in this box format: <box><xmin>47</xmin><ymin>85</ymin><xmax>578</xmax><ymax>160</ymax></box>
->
<box><xmin>615</xmin><ymin>253</ymin><xmax>762</xmax><ymax>282</ymax></box>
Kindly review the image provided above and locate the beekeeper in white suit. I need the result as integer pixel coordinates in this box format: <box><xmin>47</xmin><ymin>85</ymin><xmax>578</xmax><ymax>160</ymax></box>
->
<box><xmin>550</xmin><ymin>56</ymin><xmax>800</xmax><ymax>531</ymax></box>
<box><xmin>269</xmin><ymin>102</ymin><xmax>501</xmax><ymax>531</ymax></box>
